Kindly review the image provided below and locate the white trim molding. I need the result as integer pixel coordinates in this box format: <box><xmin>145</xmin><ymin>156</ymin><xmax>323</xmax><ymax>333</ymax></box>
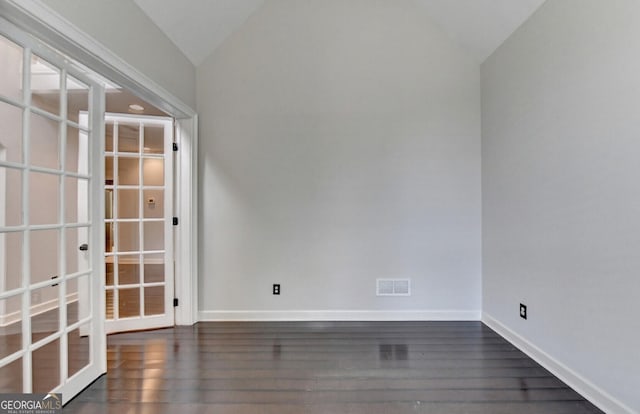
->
<box><xmin>199</xmin><ymin>309</ymin><xmax>481</xmax><ymax>322</ymax></box>
<box><xmin>174</xmin><ymin>116</ymin><xmax>198</xmax><ymax>326</ymax></box>
<box><xmin>482</xmin><ymin>313</ymin><xmax>636</xmax><ymax>414</ymax></box>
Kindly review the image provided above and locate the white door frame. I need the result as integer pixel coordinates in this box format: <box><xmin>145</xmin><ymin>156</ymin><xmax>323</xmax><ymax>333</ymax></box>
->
<box><xmin>174</xmin><ymin>116</ymin><xmax>198</xmax><ymax>325</ymax></box>
<box><xmin>1</xmin><ymin>0</ymin><xmax>199</xmax><ymax>326</ymax></box>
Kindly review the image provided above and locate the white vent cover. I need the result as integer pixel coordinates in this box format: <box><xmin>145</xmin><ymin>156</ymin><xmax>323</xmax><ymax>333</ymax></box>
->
<box><xmin>376</xmin><ymin>279</ymin><xmax>411</xmax><ymax>296</ymax></box>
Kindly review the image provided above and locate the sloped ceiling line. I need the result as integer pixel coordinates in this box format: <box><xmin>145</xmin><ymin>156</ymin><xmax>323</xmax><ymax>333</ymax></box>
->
<box><xmin>134</xmin><ymin>0</ymin><xmax>546</xmax><ymax>66</ymax></box>
<box><xmin>133</xmin><ymin>0</ymin><xmax>265</xmax><ymax>66</ymax></box>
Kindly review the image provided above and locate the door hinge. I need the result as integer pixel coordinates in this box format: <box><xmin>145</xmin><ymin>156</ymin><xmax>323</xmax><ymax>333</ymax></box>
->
<box><xmin>173</xmin><ymin>298</ymin><xmax>179</xmax><ymax>307</ymax></box>
<box><xmin>173</xmin><ymin>217</ymin><xmax>179</xmax><ymax>226</ymax></box>
<box><xmin>173</xmin><ymin>142</ymin><xmax>178</xmax><ymax>151</ymax></box>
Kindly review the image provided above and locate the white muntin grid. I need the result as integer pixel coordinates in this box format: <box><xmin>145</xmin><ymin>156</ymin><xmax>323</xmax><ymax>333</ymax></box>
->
<box><xmin>103</xmin><ymin>112</ymin><xmax>174</xmax><ymax>334</ymax></box>
<box><xmin>0</xmin><ymin>20</ymin><xmax>104</xmax><ymax>400</ymax></box>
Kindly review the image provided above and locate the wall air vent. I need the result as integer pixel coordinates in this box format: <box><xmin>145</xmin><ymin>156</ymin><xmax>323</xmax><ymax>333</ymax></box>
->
<box><xmin>376</xmin><ymin>279</ymin><xmax>411</xmax><ymax>296</ymax></box>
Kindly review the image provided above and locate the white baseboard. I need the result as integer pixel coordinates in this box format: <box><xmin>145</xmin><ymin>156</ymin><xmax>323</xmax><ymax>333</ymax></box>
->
<box><xmin>482</xmin><ymin>312</ymin><xmax>636</xmax><ymax>414</ymax></box>
<box><xmin>198</xmin><ymin>309</ymin><xmax>481</xmax><ymax>322</ymax></box>
<box><xmin>0</xmin><ymin>292</ymin><xmax>79</xmax><ymax>327</ymax></box>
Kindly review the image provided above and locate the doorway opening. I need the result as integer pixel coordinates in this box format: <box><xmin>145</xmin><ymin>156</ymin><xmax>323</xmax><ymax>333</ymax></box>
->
<box><xmin>67</xmin><ymin>75</ymin><xmax>177</xmax><ymax>334</ymax></box>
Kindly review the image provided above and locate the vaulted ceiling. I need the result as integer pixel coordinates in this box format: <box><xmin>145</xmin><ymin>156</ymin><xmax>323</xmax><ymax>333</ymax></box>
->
<box><xmin>134</xmin><ymin>0</ymin><xmax>546</xmax><ymax>66</ymax></box>
<box><xmin>133</xmin><ymin>0</ymin><xmax>265</xmax><ymax>65</ymax></box>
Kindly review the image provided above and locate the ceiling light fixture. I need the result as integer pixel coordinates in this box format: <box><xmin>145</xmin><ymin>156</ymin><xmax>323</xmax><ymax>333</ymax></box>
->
<box><xmin>128</xmin><ymin>103</ymin><xmax>144</xmax><ymax>112</ymax></box>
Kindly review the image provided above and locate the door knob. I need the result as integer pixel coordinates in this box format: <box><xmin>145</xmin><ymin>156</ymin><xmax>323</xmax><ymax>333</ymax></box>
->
<box><xmin>79</xmin><ymin>244</ymin><xmax>89</xmax><ymax>251</ymax></box>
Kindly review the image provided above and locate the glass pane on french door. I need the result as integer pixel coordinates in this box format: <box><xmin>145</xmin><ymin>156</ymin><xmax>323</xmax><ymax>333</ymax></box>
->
<box><xmin>104</xmin><ymin>114</ymin><xmax>174</xmax><ymax>334</ymax></box>
<box><xmin>0</xmin><ymin>25</ymin><xmax>104</xmax><ymax>405</ymax></box>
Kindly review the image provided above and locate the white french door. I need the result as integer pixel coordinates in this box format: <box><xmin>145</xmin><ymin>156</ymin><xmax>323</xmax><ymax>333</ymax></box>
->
<box><xmin>103</xmin><ymin>113</ymin><xmax>174</xmax><ymax>334</ymax></box>
<box><xmin>0</xmin><ymin>20</ymin><xmax>105</xmax><ymax>403</ymax></box>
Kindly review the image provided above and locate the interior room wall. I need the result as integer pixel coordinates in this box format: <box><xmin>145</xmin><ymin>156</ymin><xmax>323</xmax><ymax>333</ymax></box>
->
<box><xmin>41</xmin><ymin>0</ymin><xmax>196</xmax><ymax>109</ymax></box>
<box><xmin>197</xmin><ymin>0</ymin><xmax>481</xmax><ymax>319</ymax></box>
<box><xmin>481</xmin><ymin>0</ymin><xmax>640</xmax><ymax>411</ymax></box>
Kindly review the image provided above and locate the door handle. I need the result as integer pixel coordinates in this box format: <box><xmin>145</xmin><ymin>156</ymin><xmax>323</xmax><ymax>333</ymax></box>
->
<box><xmin>79</xmin><ymin>244</ymin><xmax>89</xmax><ymax>251</ymax></box>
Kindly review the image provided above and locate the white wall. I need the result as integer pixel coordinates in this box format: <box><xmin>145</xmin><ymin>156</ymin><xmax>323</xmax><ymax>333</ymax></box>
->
<box><xmin>482</xmin><ymin>0</ymin><xmax>640</xmax><ymax>412</ymax></box>
<box><xmin>42</xmin><ymin>0</ymin><xmax>196</xmax><ymax>109</ymax></box>
<box><xmin>197</xmin><ymin>0</ymin><xmax>481</xmax><ymax>319</ymax></box>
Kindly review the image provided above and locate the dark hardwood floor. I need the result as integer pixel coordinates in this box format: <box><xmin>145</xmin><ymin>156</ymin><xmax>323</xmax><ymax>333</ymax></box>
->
<box><xmin>64</xmin><ymin>321</ymin><xmax>602</xmax><ymax>413</ymax></box>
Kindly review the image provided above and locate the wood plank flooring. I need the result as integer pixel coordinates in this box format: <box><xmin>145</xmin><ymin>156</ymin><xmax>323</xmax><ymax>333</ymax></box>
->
<box><xmin>64</xmin><ymin>321</ymin><xmax>603</xmax><ymax>413</ymax></box>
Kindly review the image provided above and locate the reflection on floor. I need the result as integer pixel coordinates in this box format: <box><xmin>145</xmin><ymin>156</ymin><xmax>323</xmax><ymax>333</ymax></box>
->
<box><xmin>0</xmin><ymin>302</ymin><xmax>90</xmax><ymax>393</ymax></box>
<box><xmin>64</xmin><ymin>322</ymin><xmax>603</xmax><ymax>414</ymax></box>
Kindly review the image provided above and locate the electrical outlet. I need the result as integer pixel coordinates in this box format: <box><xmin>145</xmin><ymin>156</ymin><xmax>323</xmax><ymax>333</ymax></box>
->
<box><xmin>520</xmin><ymin>303</ymin><xmax>527</xmax><ymax>320</ymax></box>
<box><xmin>273</xmin><ymin>284</ymin><xmax>280</xmax><ymax>295</ymax></box>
